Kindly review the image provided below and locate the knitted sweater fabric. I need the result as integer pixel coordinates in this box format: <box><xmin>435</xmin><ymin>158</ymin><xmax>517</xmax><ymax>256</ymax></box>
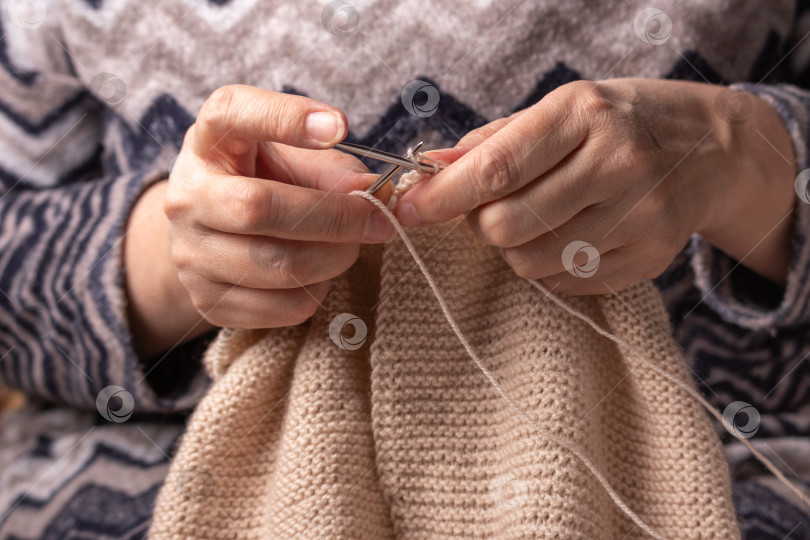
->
<box><xmin>149</xmin><ymin>220</ymin><xmax>739</xmax><ymax>539</ymax></box>
<box><xmin>1</xmin><ymin>0</ymin><xmax>810</xmax><ymax>538</ymax></box>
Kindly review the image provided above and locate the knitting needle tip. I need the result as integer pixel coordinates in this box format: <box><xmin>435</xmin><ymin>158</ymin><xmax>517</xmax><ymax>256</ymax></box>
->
<box><xmin>366</xmin><ymin>141</ymin><xmax>426</xmax><ymax>195</ymax></box>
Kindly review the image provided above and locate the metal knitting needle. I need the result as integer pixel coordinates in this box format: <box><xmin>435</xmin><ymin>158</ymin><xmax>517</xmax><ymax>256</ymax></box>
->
<box><xmin>335</xmin><ymin>141</ymin><xmax>442</xmax><ymax>173</ymax></box>
<box><xmin>366</xmin><ymin>141</ymin><xmax>425</xmax><ymax>195</ymax></box>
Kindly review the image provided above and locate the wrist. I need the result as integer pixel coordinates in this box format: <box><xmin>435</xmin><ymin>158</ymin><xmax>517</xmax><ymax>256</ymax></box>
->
<box><xmin>124</xmin><ymin>180</ymin><xmax>215</xmax><ymax>360</ymax></box>
<box><xmin>696</xmin><ymin>87</ymin><xmax>797</xmax><ymax>284</ymax></box>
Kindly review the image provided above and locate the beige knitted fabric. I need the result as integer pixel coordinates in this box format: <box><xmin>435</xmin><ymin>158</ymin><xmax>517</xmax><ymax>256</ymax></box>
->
<box><xmin>149</xmin><ymin>217</ymin><xmax>739</xmax><ymax>539</ymax></box>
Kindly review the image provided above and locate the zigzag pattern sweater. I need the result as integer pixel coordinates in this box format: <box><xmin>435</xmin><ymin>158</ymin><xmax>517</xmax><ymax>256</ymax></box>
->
<box><xmin>1</xmin><ymin>0</ymin><xmax>810</xmax><ymax>537</ymax></box>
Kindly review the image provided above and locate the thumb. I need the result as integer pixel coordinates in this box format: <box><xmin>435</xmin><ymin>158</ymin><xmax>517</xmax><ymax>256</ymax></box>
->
<box><xmin>195</xmin><ymin>84</ymin><xmax>348</xmax><ymax>152</ymax></box>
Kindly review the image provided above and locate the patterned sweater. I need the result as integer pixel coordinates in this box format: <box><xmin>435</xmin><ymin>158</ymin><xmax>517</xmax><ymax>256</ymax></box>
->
<box><xmin>1</xmin><ymin>0</ymin><xmax>810</xmax><ymax>538</ymax></box>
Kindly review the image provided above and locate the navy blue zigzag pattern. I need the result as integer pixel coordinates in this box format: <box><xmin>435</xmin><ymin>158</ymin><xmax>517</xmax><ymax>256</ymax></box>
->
<box><xmin>7</xmin><ymin>484</ymin><xmax>160</xmax><ymax>540</ymax></box>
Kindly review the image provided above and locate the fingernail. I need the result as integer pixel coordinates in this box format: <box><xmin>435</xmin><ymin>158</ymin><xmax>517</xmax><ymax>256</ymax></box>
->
<box><xmin>396</xmin><ymin>202</ymin><xmax>423</xmax><ymax>227</ymax></box>
<box><xmin>364</xmin><ymin>209</ymin><xmax>394</xmax><ymax>242</ymax></box>
<box><xmin>422</xmin><ymin>148</ymin><xmax>453</xmax><ymax>157</ymax></box>
<box><xmin>306</xmin><ymin>112</ymin><xmax>345</xmax><ymax>145</ymax></box>
<box><xmin>359</xmin><ymin>172</ymin><xmax>379</xmax><ymax>184</ymax></box>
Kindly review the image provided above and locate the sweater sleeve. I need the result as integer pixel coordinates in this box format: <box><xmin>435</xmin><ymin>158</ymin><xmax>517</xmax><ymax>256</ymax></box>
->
<box><xmin>0</xmin><ymin>3</ymin><xmax>208</xmax><ymax>412</ymax></box>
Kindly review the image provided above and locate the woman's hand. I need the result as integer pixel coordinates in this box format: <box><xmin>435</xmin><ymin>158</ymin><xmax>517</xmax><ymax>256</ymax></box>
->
<box><xmin>394</xmin><ymin>78</ymin><xmax>797</xmax><ymax>294</ymax></box>
<box><xmin>127</xmin><ymin>84</ymin><xmax>394</xmax><ymax>359</ymax></box>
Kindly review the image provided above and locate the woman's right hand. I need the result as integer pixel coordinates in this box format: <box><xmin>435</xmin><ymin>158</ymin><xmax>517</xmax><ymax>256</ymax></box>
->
<box><xmin>165</xmin><ymin>85</ymin><xmax>395</xmax><ymax>329</ymax></box>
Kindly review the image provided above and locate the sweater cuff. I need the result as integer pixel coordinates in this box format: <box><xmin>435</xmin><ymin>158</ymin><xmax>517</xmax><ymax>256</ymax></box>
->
<box><xmin>689</xmin><ymin>203</ymin><xmax>810</xmax><ymax>330</ymax></box>
<box><xmin>689</xmin><ymin>82</ymin><xmax>810</xmax><ymax>330</ymax></box>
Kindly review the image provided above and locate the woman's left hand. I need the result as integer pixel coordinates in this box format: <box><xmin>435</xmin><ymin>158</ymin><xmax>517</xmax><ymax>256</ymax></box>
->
<box><xmin>394</xmin><ymin>78</ymin><xmax>797</xmax><ymax>294</ymax></box>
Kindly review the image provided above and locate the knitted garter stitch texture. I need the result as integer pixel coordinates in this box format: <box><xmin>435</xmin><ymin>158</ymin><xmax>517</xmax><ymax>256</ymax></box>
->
<box><xmin>149</xmin><ymin>213</ymin><xmax>739</xmax><ymax>539</ymax></box>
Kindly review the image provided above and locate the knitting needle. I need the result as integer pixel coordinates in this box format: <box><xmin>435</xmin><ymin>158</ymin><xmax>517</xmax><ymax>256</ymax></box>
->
<box><xmin>366</xmin><ymin>141</ymin><xmax>425</xmax><ymax>195</ymax></box>
<box><xmin>335</xmin><ymin>141</ymin><xmax>443</xmax><ymax>173</ymax></box>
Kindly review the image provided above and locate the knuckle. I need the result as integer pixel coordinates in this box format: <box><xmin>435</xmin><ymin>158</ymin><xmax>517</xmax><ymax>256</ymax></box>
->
<box><xmin>168</xmin><ymin>227</ymin><xmax>203</xmax><ymax>272</ymax></box>
<box><xmin>288</xmin><ymin>291</ymin><xmax>321</xmax><ymax>325</ymax></box>
<box><xmin>163</xmin><ymin>183</ymin><xmax>194</xmax><ymax>222</ymax></box>
<box><xmin>465</xmin><ymin>126</ymin><xmax>489</xmax><ymax>143</ymax></box>
<box><xmin>323</xmin><ymin>198</ymin><xmax>353</xmax><ymax>242</ymax></box>
<box><xmin>170</xmin><ymin>244</ymin><xmax>194</xmax><ymax>272</ymax></box>
<box><xmin>474</xmin><ymin>142</ymin><xmax>521</xmax><ymax>199</ymax></box>
<box><xmin>477</xmin><ymin>204</ymin><xmax>517</xmax><ymax>247</ymax></box>
<box><xmin>549</xmin><ymin>79</ymin><xmax>595</xmax><ymax>107</ymax></box>
<box><xmin>461</xmin><ymin>121</ymin><xmax>501</xmax><ymax>146</ymax></box>
<box><xmin>429</xmin><ymin>190</ymin><xmax>457</xmax><ymax>222</ymax></box>
<box><xmin>503</xmin><ymin>247</ymin><xmax>536</xmax><ymax>279</ymax></box>
<box><xmin>577</xmin><ymin>89</ymin><xmax>615</xmax><ymax>131</ymax></box>
<box><xmin>186</xmin><ymin>281</ymin><xmax>234</xmax><ymax>326</ymax></box>
<box><xmin>566</xmin><ymin>79</ymin><xmax>596</xmax><ymax>93</ymax></box>
<box><xmin>200</xmin><ymin>85</ymin><xmax>238</xmax><ymax>130</ymax></box>
<box><xmin>545</xmin><ymin>80</ymin><xmax>583</xmax><ymax>104</ymax></box>
<box><xmin>259</xmin><ymin>98</ymin><xmax>294</xmax><ymax>140</ymax></box>
<box><xmin>162</xmin><ymin>191</ymin><xmax>184</xmax><ymax>221</ymax></box>
<box><xmin>626</xmin><ymin>220</ymin><xmax>674</xmax><ymax>279</ymax></box>
<box><xmin>229</xmin><ymin>180</ymin><xmax>271</xmax><ymax>232</ymax></box>
<box><xmin>181</xmin><ymin>123</ymin><xmax>198</xmax><ymax>148</ymax></box>
<box><xmin>513</xmin><ymin>265</ymin><xmax>536</xmax><ymax>280</ymax></box>
<box><xmin>202</xmin><ymin>310</ymin><xmax>227</xmax><ymax>328</ymax></box>
<box><xmin>581</xmin><ymin>82</ymin><xmax>613</xmax><ymax>115</ymax></box>
<box><xmin>272</xmin><ymin>249</ymin><xmax>305</xmax><ymax>289</ymax></box>
<box><xmin>191</xmin><ymin>290</ymin><xmax>218</xmax><ymax>319</ymax></box>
